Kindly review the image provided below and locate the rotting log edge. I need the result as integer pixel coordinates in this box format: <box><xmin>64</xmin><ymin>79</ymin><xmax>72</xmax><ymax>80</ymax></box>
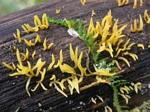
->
<box><xmin>0</xmin><ymin>0</ymin><xmax>150</xmax><ymax>111</ymax></box>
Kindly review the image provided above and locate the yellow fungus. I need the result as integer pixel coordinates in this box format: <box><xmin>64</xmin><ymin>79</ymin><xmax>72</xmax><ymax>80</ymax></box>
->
<box><xmin>47</xmin><ymin>54</ymin><xmax>55</xmax><ymax>71</ymax></box>
<box><xmin>16</xmin><ymin>49</ymin><xmax>22</xmax><ymax>66</ymax></box>
<box><xmin>120</xmin><ymin>86</ymin><xmax>130</xmax><ymax>94</ymax></box>
<box><xmin>47</xmin><ymin>43</ymin><xmax>54</xmax><ymax>50</ymax></box>
<box><xmin>137</xmin><ymin>15</ymin><xmax>143</xmax><ymax>31</ymax></box>
<box><xmin>13</xmin><ymin>29</ymin><xmax>21</xmax><ymax>43</ymax></box>
<box><xmin>22</xmin><ymin>24</ymin><xmax>38</xmax><ymax>33</ymax></box>
<box><xmin>80</xmin><ymin>0</ymin><xmax>86</xmax><ymax>5</ymax></box>
<box><xmin>2</xmin><ymin>62</ymin><xmax>15</xmax><ymax>70</ymax></box>
<box><xmin>104</xmin><ymin>106</ymin><xmax>112</xmax><ymax>112</ymax></box>
<box><xmin>31</xmin><ymin>68</ymin><xmax>47</xmax><ymax>92</ymax></box>
<box><xmin>35</xmin><ymin>34</ymin><xmax>41</xmax><ymax>43</ymax></box>
<box><xmin>59</xmin><ymin>63</ymin><xmax>76</xmax><ymax>74</ymax></box>
<box><xmin>43</xmin><ymin>38</ymin><xmax>47</xmax><ymax>50</ymax></box>
<box><xmin>133</xmin><ymin>0</ymin><xmax>137</xmax><ymax>9</ymax></box>
<box><xmin>32</xmin><ymin>50</ymin><xmax>36</xmax><ymax>59</ymax></box>
<box><xmin>148</xmin><ymin>45</ymin><xmax>150</xmax><ymax>48</ymax></box>
<box><xmin>96</xmin><ymin>76</ymin><xmax>110</xmax><ymax>84</ymax></box>
<box><xmin>117</xmin><ymin>0</ymin><xmax>126</xmax><ymax>6</ymax></box>
<box><xmin>12</xmin><ymin>62</ymin><xmax>16</xmax><ymax>70</ymax></box>
<box><xmin>91</xmin><ymin>10</ymin><xmax>95</xmax><ymax>16</ymax></box>
<box><xmin>119</xmin><ymin>93</ymin><xmax>129</xmax><ymax>104</ymax></box>
<box><xmin>96</xmin><ymin>95</ymin><xmax>104</xmax><ymax>102</ymax></box>
<box><xmin>130</xmin><ymin>20</ymin><xmax>137</xmax><ymax>32</ymax></box>
<box><xmin>65</xmin><ymin>20</ymin><xmax>71</xmax><ymax>29</ymax></box>
<box><xmin>54</xmin><ymin>49</ymin><xmax>63</xmax><ymax>68</ymax></box>
<box><xmin>123</xmin><ymin>52</ymin><xmax>138</xmax><ymax>61</ymax></box>
<box><xmin>21</xmin><ymin>48</ymin><xmax>29</xmax><ymax>61</ymax></box>
<box><xmin>140</xmin><ymin>0</ymin><xmax>143</xmax><ymax>6</ymax></box>
<box><xmin>91</xmin><ymin>97</ymin><xmax>96</xmax><ymax>104</ymax></box>
<box><xmin>118</xmin><ymin>56</ymin><xmax>130</xmax><ymax>67</ymax></box>
<box><xmin>26</xmin><ymin>77</ymin><xmax>32</xmax><ymax>97</ymax></box>
<box><xmin>134</xmin><ymin>82</ymin><xmax>142</xmax><ymax>94</ymax></box>
<box><xmin>41</xmin><ymin>13</ymin><xmax>49</xmax><ymax>29</ymax></box>
<box><xmin>113</xmin><ymin>60</ymin><xmax>121</xmax><ymax>70</ymax></box>
<box><xmin>24</xmin><ymin>39</ymin><xmax>35</xmax><ymax>47</ymax></box>
<box><xmin>93</xmin><ymin>65</ymin><xmax>114</xmax><ymax>77</ymax></box>
<box><xmin>137</xmin><ymin>44</ymin><xmax>144</xmax><ymax>49</ymax></box>
<box><xmin>56</xmin><ymin>9</ymin><xmax>61</xmax><ymax>14</ymax></box>
<box><xmin>144</xmin><ymin>10</ymin><xmax>150</xmax><ymax>24</ymax></box>
<box><xmin>34</xmin><ymin>15</ymin><xmax>41</xmax><ymax>30</ymax></box>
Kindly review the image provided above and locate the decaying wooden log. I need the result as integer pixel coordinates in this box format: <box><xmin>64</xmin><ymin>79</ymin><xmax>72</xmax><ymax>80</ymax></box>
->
<box><xmin>0</xmin><ymin>0</ymin><xmax>150</xmax><ymax>111</ymax></box>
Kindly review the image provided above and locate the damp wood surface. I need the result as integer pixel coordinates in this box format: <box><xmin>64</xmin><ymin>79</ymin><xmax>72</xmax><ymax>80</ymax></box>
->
<box><xmin>0</xmin><ymin>0</ymin><xmax>150</xmax><ymax>111</ymax></box>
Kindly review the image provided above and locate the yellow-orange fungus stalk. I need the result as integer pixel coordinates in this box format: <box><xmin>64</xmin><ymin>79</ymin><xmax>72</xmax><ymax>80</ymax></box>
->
<box><xmin>22</xmin><ymin>24</ymin><xmax>38</xmax><ymax>33</ymax></box>
<box><xmin>47</xmin><ymin>54</ymin><xmax>55</xmax><ymax>71</ymax></box>
<box><xmin>140</xmin><ymin>0</ymin><xmax>143</xmax><ymax>6</ymax></box>
<box><xmin>34</xmin><ymin>15</ymin><xmax>41</xmax><ymax>30</ymax></box>
<box><xmin>54</xmin><ymin>49</ymin><xmax>63</xmax><ymax>68</ymax></box>
<box><xmin>32</xmin><ymin>50</ymin><xmax>36</xmax><ymax>59</ymax></box>
<box><xmin>35</xmin><ymin>34</ymin><xmax>41</xmax><ymax>43</ymax></box>
<box><xmin>66</xmin><ymin>20</ymin><xmax>71</xmax><ymax>29</ymax></box>
<box><xmin>87</xmin><ymin>18</ymin><xmax>95</xmax><ymax>38</ymax></box>
<box><xmin>117</xmin><ymin>0</ymin><xmax>126</xmax><ymax>6</ymax></box>
<box><xmin>91</xmin><ymin>10</ymin><xmax>95</xmax><ymax>16</ymax></box>
<box><xmin>41</xmin><ymin>13</ymin><xmax>49</xmax><ymax>29</ymax></box>
<box><xmin>118</xmin><ymin>56</ymin><xmax>130</xmax><ymax>67</ymax></box>
<box><xmin>130</xmin><ymin>19</ymin><xmax>137</xmax><ymax>32</ymax></box>
<box><xmin>144</xmin><ymin>10</ymin><xmax>150</xmax><ymax>24</ymax></box>
<box><xmin>21</xmin><ymin>48</ymin><xmax>29</xmax><ymax>61</ymax></box>
<box><xmin>2</xmin><ymin>62</ymin><xmax>15</xmax><ymax>70</ymax></box>
<box><xmin>16</xmin><ymin>49</ymin><xmax>22</xmax><ymax>66</ymax></box>
<box><xmin>80</xmin><ymin>0</ymin><xmax>86</xmax><ymax>5</ymax></box>
<box><xmin>93</xmin><ymin>65</ymin><xmax>114</xmax><ymax>77</ymax></box>
<box><xmin>137</xmin><ymin>44</ymin><xmax>145</xmax><ymax>49</ymax></box>
<box><xmin>24</xmin><ymin>39</ymin><xmax>35</xmax><ymax>47</ymax></box>
<box><xmin>32</xmin><ymin>58</ymin><xmax>46</xmax><ymax>76</ymax></box>
<box><xmin>31</xmin><ymin>68</ymin><xmax>47</xmax><ymax>92</ymax></box>
<box><xmin>125</xmin><ymin>0</ymin><xmax>129</xmax><ymax>4</ymax></box>
<box><xmin>56</xmin><ymin>9</ymin><xmax>61</xmax><ymax>14</ymax></box>
<box><xmin>13</xmin><ymin>29</ymin><xmax>21</xmax><ymax>43</ymax></box>
<box><xmin>137</xmin><ymin>15</ymin><xmax>143</xmax><ymax>31</ymax></box>
<box><xmin>50</xmin><ymin>75</ymin><xmax>68</xmax><ymax>97</ymax></box>
<box><xmin>133</xmin><ymin>0</ymin><xmax>137</xmax><ymax>9</ymax></box>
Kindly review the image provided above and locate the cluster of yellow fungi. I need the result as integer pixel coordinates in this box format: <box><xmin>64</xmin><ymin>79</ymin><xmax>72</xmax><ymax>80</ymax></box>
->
<box><xmin>91</xmin><ymin>95</ymin><xmax>112</xmax><ymax>112</ymax></box>
<box><xmin>119</xmin><ymin>82</ymin><xmax>141</xmax><ymax>104</ymax></box>
<box><xmin>116</xmin><ymin>0</ymin><xmax>143</xmax><ymax>8</ymax></box>
<box><xmin>80</xmin><ymin>0</ymin><xmax>86</xmax><ymax>5</ymax></box>
<box><xmin>86</xmin><ymin>10</ymin><xmax>142</xmax><ymax>69</ymax></box>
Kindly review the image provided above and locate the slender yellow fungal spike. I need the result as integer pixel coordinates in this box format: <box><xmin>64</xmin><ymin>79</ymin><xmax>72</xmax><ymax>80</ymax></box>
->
<box><xmin>59</xmin><ymin>49</ymin><xmax>63</xmax><ymax>64</ymax></box>
<box><xmin>137</xmin><ymin>15</ymin><xmax>143</xmax><ymax>31</ymax></box>
<box><xmin>87</xmin><ymin>18</ymin><xmax>95</xmax><ymax>37</ymax></box>
<box><xmin>56</xmin><ymin>9</ymin><xmax>61</xmax><ymax>14</ymax></box>
<box><xmin>118</xmin><ymin>56</ymin><xmax>130</xmax><ymax>67</ymax></box>
<box><xmin>105</xmin><ymin>106</ymin><xmax>112</xmax><ymax>112</ymax></box>
<box><xmin>113</xmin><ymin>60</ymin><xmax>121</xmax><ymax>70</ymax></box>
<box><xmin>134</xmin><ymin>82</ymin><xmax>142</xmax><ymax>94</ymax></box>
<box><xmin>148</xmin><ymin>45</ymin><xmax>150</xmax><ymax>48</ymax></box>
<box><xmin>80</xmin><ymin>0</ymin><xmax>86</xmax><ymax>5</ymax></box>
<box><xmin>96</xmin><ymin>95</ymin><xmax>104</xmax><ymax>102</ymax></box>
<box><xmin>144</xmin><ymin>10</ymin><xmax>150</xmax><ymax>24</ymax></box>
<box><xmin>32</xmin><ymin>58</ymin><xmax>46</xmax><ymax>76</ymax></box>
<box><xmin>120</xmin><ymin>93</ymin><xmax>129</xmax><ymax>104</ymax></box>
<box><xmin>130</xmin><ymin>19</ymin><xmax>137</xmax><ymax>32</ymax></box>
<box><xmin>32</xmin><ymin>50</ymin><xmax>36</xmax><ymax>59</ymax></box>
<box><xmin>16</xmin><ymin>49</ymin><xmax>22</xmax><ymax>66</ymax></box>
<box><xmin>116</xmin><ymin>39</ymin><xmax>124</xmax><ymax>51</ymax></box>
<box><xmin>140</xmin><ymin>0</ymin><xmax>143</xmax><ymax>6</ymax></box>
<box><xmin>133</xmin><ymin>0</ymin><xmax>137</xmax><ymax>9</ymax></box>
<box><xmin>91</xmin><ymin>10</ymin><xmax>95</xmax><ymax>16</ymax></box>
<box><xmin>21</xmin><ymin>48</ymin><xmax>29</xmax><ymax>61</ymax></box>
<box><xmin>91</xmin><ymin>97</ymin><xmax>96</xmax><ymax>104</ymax></box>
<box><xmin>34</xmin><ymin>15</ymin><xmax>41</xmax><ymax>30</ymax></box>
<box><xmin>22</xmin><ymin>25</ymin><xmax>30</xmax><ymax>34</ymax></box>
<box><xmin>13</xmin><ymin>29</ymin><xmax>21</xmax><ymax>43</ymax></box>
<box><xmin>70</xmin><ymin>43</ymin><xmax>75</xmax><ymax>61</ymax></box>
<box><xmin>127</xmin><ymin>43</ymin><xmax>136</xmax><ymax>50</ymax></box>
<box><xmin>43</xmin><ymin>38</ymin><xmax>47</xmax><ymax>51</ymax></box>
<box><xmin>47</xmin><ymin>43</ymin><xmax>54</xmax><ymax>50</ymax></box>
<box><xmin>96</xmin><ymin>22</ymin><xmax>103</xmax><ymax>36</ymax></box>
<box><xmin>96</xmin><ymin>76</ymin><xmax>109</xmax><ymax>84</ymax></box>
<box><xmin>24</xmin><ymin>39</ymin><xmax>35</xmax><ymax>47</ymax></box>
<box><xmin>2</xmin><ymin>62</ymin><xmax>14</xmax><ymax>70</ymax></box>
<box><xmin>41</xmin><ymin>13</ymin><xmax>49</xmax><ymax>29</ymax></box>
<box><xmin>125</xmin><ymin>0</ymin><xmax>129</xmax><ymax>4</ymax></box>
<box><xmin>117</xmin><ymin>0</ymin><xmax>126</xmax><ymax>6</ymax></box>
<box><xmin>47</xmin><ymin>54</ymin><xmax>55</xmax><ymax>71</ymax></box>
<box><xmin>137</xmin><ymin>44</ymin><xmax>145</xmax><ymax>49</ymax></box>
<box><xmin>65</xmin><ymin>20</ymin><xmax>71</xmax><ymax>28</ymax></box>
<box><xmin>54</xmin><ymin>83</ymin><xmax>68</xmax><ymax>97</ymax></box>
<box><xmin>35</xmin><ymin>34</ymin><xmax>41</xmax><ymax>43</ymax></box>
<box><xmin>26</xmin><ymin>77</ymin><xmax>31</xmax><ymax>97</ymax></box>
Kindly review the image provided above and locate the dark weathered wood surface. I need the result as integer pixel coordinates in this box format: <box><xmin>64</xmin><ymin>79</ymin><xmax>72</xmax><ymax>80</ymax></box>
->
<box><xmin>0</xmin><ymin>0</ymin><xmax>150</xmax><ymax>111</ymax></box>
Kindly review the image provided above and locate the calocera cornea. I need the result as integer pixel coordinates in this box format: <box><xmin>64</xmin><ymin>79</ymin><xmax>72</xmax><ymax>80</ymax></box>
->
<box><xmin>43</xmin><ymin>38</ymin><xmax>54</xmax><ymax>51</ymax></box>
<box><xmin>80</xmin><ymin>0</ymin><xmax>86</xmax><ymax>5</ymax></box>
<box><xmin>13</xmin><ymin>29</ymin><xmax>22</xmax><ymax>43</ymax></box>
<box><xmin>130</xmin><ymin>14</ymin><xmax>143</xmax><ymax>32</ymax></box>
<box><xmin>144</xmin><ymin>10</ymin><xmax>150</xmax><ymax>24</ymax></box>
<box><xmin>56</xmin><ymin>9</ymin><xmax>61</xmax><ymax>14</ymax></box>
